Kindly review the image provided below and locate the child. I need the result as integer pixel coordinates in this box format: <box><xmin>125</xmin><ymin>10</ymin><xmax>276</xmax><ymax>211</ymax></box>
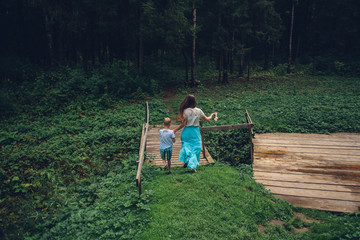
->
<box><xmin>159</xmin><ymin>117</ymin><xmax>175</xmax><ymax>174</ymax></box>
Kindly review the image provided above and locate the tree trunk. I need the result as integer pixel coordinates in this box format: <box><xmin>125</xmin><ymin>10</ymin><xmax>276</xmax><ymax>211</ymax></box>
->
<box><xmin>264</xmin><ymin>43</ymin><xmax>269</xmax><ymax>70</ymax></box>
<box><xmin>240</xmin><ymin>52</ymin><xmax>244</xmax><ymax>76</ymax></box>
<box><xmin>222</xmin><ymin>50</ymin><xmax>228</xmax><ymax>84</ymax></box>
<box><xmin>296</xmin><ymin>37</ymin><xmax>301</xmax><ymax>59</ymax></box>
<box><xmin>287</xmin><ymin>1</ymin><xmax>295</xmax><ymax>73</ymax></box>
<box><xmin>218</xmin><ymin>50</ymin><xmax>223</xmax><ymax>84</ymax></box>
<box><xmin>191</xmin><ymin>0</ymin><xmax>197</xmax><ymax>86</ymax></box>
<box><xmin>247</xmin><ymin>52</ymin><xmax>251</xmax><ymax>81</ymax></box>
<box><xmin>43</xmin><ymin>13</ymin><xmax>54</xmax><ymax>66</ymax></box>
<box><xmin>57</xmin><ymin>27</ymin><xmax>64</xmax><ymax>64</ymax></box>
<box><xmin>230</xmin><ymin>31</ymin><xmax>235</xmax><ymax>74</ymax></box>
<box><xmin>183</xmin><ymin>50</ymin><xmax>189</xmax><ymax>85</ymax></box>
<box><xmin>138</xmin><ymin>0</ymin><xmax>144</xmax><ymax>74</ymax></box>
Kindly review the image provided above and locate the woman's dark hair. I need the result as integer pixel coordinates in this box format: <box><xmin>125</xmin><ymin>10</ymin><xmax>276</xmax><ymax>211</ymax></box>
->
<box><xmin>178</xmin><ymin>94</ymin><xmax>197</xmax><ymax>121</ymax></box>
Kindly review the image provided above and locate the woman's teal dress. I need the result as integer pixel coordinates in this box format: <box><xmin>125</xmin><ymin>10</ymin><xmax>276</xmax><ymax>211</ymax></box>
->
<box><xmin>179</xmin><ymin>126</ymin><xmax>202</xmax><ymax>170</ymax></box>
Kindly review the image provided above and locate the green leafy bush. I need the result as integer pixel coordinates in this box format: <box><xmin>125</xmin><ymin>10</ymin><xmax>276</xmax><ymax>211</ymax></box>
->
<box><xmin>0</xmin><ymin>99</ymin><xmax>167</xmax><ymax>239</ymax></box>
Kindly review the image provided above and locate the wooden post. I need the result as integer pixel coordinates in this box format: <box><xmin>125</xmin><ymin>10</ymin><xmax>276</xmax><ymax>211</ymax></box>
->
<box><xmin>145</xmin><ymin>102</ymin><xmax>148</xmax><ymax>123</ymax></box>
<box><xmin>138</xmin><ymin>180</ymin><xmax>142</xmax><ymax>195</ymax></box>
<box><xmin>245</xmin><ymin>109</ymin><xmax>254</xmax><ymax>163</ymax></box>
<box><xmin>200</xmin><ymin>120</ymin><xmax>206</xmax><ymax>159</ymax></box>
<box><xmin>136</xmin><ymin>102</ymin><xmax>149</xmax><ymax>195</ymax></box>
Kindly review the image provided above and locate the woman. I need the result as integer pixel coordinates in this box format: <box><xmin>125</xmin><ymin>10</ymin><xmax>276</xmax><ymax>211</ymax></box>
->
<box><xmin>173</xmin><ymin>94</ymin><xmax>217</xmax><ymax>172</ymax></box>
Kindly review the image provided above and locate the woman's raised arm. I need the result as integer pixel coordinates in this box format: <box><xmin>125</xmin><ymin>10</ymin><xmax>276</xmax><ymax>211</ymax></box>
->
<box><xmin>202</xmin><ymin>112</ymin><xmax>217</xmax><ymax>122</ymax></box>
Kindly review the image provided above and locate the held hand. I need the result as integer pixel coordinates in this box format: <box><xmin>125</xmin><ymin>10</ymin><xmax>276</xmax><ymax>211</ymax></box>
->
<box><xmin>213</xmin><ymin>112</ymin><xmax>218</xmax><ymax>121</ymax></box>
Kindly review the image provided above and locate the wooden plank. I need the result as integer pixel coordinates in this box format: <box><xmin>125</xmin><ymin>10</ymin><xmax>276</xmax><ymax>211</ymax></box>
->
<box><xmin>204</xmin><ymin>146</ymin><xmax>215</xmax><ymax>163</ymax></box>
<box><xmin>149</xmin><ymin>157</ymin><xmax>208</xmax><ymax>162</ymax></box>
<box><xmin>256</xmin><ymin>179</ymin><xmax>360</xmax><ymax>193</ymax></box>
<box><xmin>149</xmin><ymin>156</ymin><xmax>208</xmax><ymax>161</ymax></box>
<box><xmin>253</xmin><ymin>139</ymin><xmax>360</xmax><ymax>147</ymax></box>
<box><xmin>254</xmin><ymin>145</ymin><xmax>360</xmax><ymax>156</ymax></box>
<box><xmin>253</xmin><ymin>158</ymin><xmax>360</xmax><ymax>168</ymax></box>
<box><xmin>202</xmin><ymin>123</ymin><xmax>253</xmax><ymax>131</ymax></box>
<box><xmin>273</xmin><ymin>195</ymin><xmax>360</xmax><ymax>213</ymax></box>
<box><xmin>254</xmin><ymin>171</ymin><xmax>360</xmax><ymax>186</ymax></box>
<box><xmin>253</xmin><ymin>165</ymin><xmax>360</xmax><ymax>179</ymax></box>
<box><xmin>253</xmin><ymin>153</ymin><xmax>360</xmax><ymax>162</ymax></box>
<box><xmin>264</xmin><ymin>185</ymin><xmax>360</xmax><ymax>202</ymax></box>
<box><xmin>150</xmin><ymin>160</ymin><xmax>208</xmax><ymax>165</ymax></box>
<box><xmin>254</xmin><ymin>142</ymin><xmax>360</xmax><ymax>149</ymax></box>
<box><xmin>254</xmin><ymin>132</ymin><xmax>360</xmax><ymax>139</ymax></box>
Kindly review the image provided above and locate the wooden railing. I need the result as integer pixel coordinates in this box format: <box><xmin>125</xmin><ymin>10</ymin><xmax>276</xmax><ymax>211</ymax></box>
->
<box><xmin>200</xmin><ymin>109</ymin><xmax>255</xmax><ymax>163</ymax></box>
<box><xmin>136</xmin><ymin>102</ymin><xmax>149</xmax><ymax>195</ymax></box>
<box><xmin>245</xmin><ymin>109</ymin><xmax>255</xmax><ymax>163</ymax></box>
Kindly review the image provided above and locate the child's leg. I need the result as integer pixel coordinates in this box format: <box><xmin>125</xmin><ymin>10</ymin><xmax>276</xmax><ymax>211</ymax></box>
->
<box><xmin>167</xmin><ymin>158</ymin><xmax>171</xmax><ymax>173</ymax></box>
<box><xmin>163</xmin><ymin>152</ymin><xmax>167</xmax><ymax>168</ymax></box>
<box><xmin>167</xmin><ymin>148</ymin><xmax>172</xmax><ymax>173</ymax></box>
<box><xmin>160</xmin><ymin>149</ymin><xmax>167</xmax><ymax>168</ymax></box>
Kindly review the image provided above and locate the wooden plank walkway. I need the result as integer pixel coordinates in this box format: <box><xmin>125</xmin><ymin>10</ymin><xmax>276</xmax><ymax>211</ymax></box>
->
<box><xmin>253</xmin><ymin>133</ymin><xmax>360</xmax><ymax>213</ymax></box>
<box><xmin>145</xmin><ymin>125</ymin><xmax>214</xmax><ymax>167</ymax></box>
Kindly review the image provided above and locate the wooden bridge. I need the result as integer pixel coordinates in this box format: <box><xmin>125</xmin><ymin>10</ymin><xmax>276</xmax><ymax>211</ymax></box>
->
<box><xmin>253</xmin><ymin>133</ymin><xmax>360</xmax><ymax>213</ymax></box>
<box><xmin>145</xmin><ymin>126</ymin><xmax>214</xmax><ymax>167</ymax></box>
<box><xmin>136</xmin><ymin>102</ymin><xmax>360</xmax><ymax>213</ymax></box>
<box><xmin>136</xmin><ymin>102</ymin><xmax>253</xmax><ymax>194</ymax></box>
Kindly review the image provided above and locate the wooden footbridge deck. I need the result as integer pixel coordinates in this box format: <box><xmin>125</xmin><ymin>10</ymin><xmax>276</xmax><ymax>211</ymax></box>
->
<box><xmin>145</xmin><ymin>125</ymin><xmax>214</xmax><ymax>167</ymax></box>
<box><xmin>253</xmin><ymin>133</ymin><xmax>360</xmax><ymax>213</ymax></box>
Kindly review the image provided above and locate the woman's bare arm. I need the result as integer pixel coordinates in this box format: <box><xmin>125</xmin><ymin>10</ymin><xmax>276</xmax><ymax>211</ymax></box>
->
<box><xmin>173</xmin><ymin>118</ymin><xmax>187</xmax><ymax>133</ymax></box>
<box><xmin>202</xmin><ymin>112</ymin><xmax>217</xmax><ymax>122</ymax></box>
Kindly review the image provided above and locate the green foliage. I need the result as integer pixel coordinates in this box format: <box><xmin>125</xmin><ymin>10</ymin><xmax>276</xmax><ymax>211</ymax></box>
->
<box><xmin>293</xmin><ymin>208</ymin><xmax>360</xmax><ymax>240</ymax></box>
<box><xmin>24</xmin><ymin>156</ymin><xmax>156</xmax><ymax>240</ymax></box>
<box><xmin>0</xmin><ymin>98</ymin><xmax>167</xmax><ymax>239</ymax></box>
<box><xmin>1</xmin><ymin>61</ymin><xmax>164</xmax><ymax>118</ymax></box>
<box><xmin>2</xmin><ymin>72</ymin><xmax>360</xmax><ymax>239</ymax></box>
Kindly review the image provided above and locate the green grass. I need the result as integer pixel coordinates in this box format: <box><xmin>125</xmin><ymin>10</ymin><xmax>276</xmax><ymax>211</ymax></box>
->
<box><xmin>136</xmin><ymin>163</ymin><xmax>360</xmax><ymax>239</ymax></box>
<box><xmin>136</xmin><ymin>163</ymin><xmax>288</xmax><ymax>239</ymax></box>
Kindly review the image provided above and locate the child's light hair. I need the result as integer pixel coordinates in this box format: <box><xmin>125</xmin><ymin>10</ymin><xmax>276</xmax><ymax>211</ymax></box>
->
<box><xmin>163</xmin><ymin>117</ymin><xmax>171</xmax><ymax>127</ymax></box>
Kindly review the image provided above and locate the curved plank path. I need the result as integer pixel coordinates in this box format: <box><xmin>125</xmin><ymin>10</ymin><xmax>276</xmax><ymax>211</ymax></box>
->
<box><xmin>145</xmin><ymin>125</ymin><xmax>214</xmax><ymax>167</ymax></box>
<box><xmin>253</xmin><ymin>133</ymin><xmax>360</xmax><ymax>213</ymax></box>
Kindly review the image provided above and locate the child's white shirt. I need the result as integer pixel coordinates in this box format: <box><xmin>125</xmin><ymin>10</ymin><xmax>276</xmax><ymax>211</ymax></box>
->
<box><xmin>159</xmin><ymin>129</ymin><xmax>175</xmax><ymax>150</ymax></box>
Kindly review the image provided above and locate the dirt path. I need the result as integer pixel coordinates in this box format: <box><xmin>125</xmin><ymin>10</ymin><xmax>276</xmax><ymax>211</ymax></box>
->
<box><xmin>163</xmin><ymin>88</ymin><xmax>178</xmax><ymax>124</ymax></box>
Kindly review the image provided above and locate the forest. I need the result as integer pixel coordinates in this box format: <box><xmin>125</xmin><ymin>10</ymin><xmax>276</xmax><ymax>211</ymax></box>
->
<box><xmin>1</xmin><ymin>0</ymin><xmax>360</xmax><ymax>91</ymax></box>
<box><xmin>1</xmin><ymin>0</ymin><xmax>360</xmax><ymax>239</ymax></box>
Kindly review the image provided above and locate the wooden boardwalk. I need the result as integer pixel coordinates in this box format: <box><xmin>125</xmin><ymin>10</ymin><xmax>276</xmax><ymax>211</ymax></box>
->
<box><xmin>253</xmin><ymin>133</ymin><xmax>360</xmax><ymax>213</ymax></box>
<box><xmin>145</xmin><ymin>125</ymin><xmax>214</xmax><ymax>167</ymax></box>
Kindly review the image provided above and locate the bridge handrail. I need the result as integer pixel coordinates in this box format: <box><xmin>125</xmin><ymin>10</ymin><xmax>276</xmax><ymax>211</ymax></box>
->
<box><xmin>136</xmin><ymin>102</ymin><xmax>149</xmax><ymax>195</ymax></box>
<box><xmin>200</xmin><ymin>109</ymin><xmax>255</xmax><ymax>163</ymax></box>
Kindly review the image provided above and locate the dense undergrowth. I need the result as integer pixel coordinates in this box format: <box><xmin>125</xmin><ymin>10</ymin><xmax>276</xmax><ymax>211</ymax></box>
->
<box><xmin>1</xmin><ymin>64</ymin><xmax>360</xmax><ymax>238</ymax></box>
<box><xmin>0</xmin><ymin>98</ymin><xmax>166</xmax><ymax>239</ymax></box>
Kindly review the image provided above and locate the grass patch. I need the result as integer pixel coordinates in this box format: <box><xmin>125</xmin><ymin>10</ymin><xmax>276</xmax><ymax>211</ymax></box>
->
<box><xmin>136</xmin><ymin>164</ymin><xmax>360</xmax><ymax>239</ymax></box>
<box><xmin>136</xmin><ymin>163</ymin><xmax>292</xmax><ymax>239</ymax></box>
